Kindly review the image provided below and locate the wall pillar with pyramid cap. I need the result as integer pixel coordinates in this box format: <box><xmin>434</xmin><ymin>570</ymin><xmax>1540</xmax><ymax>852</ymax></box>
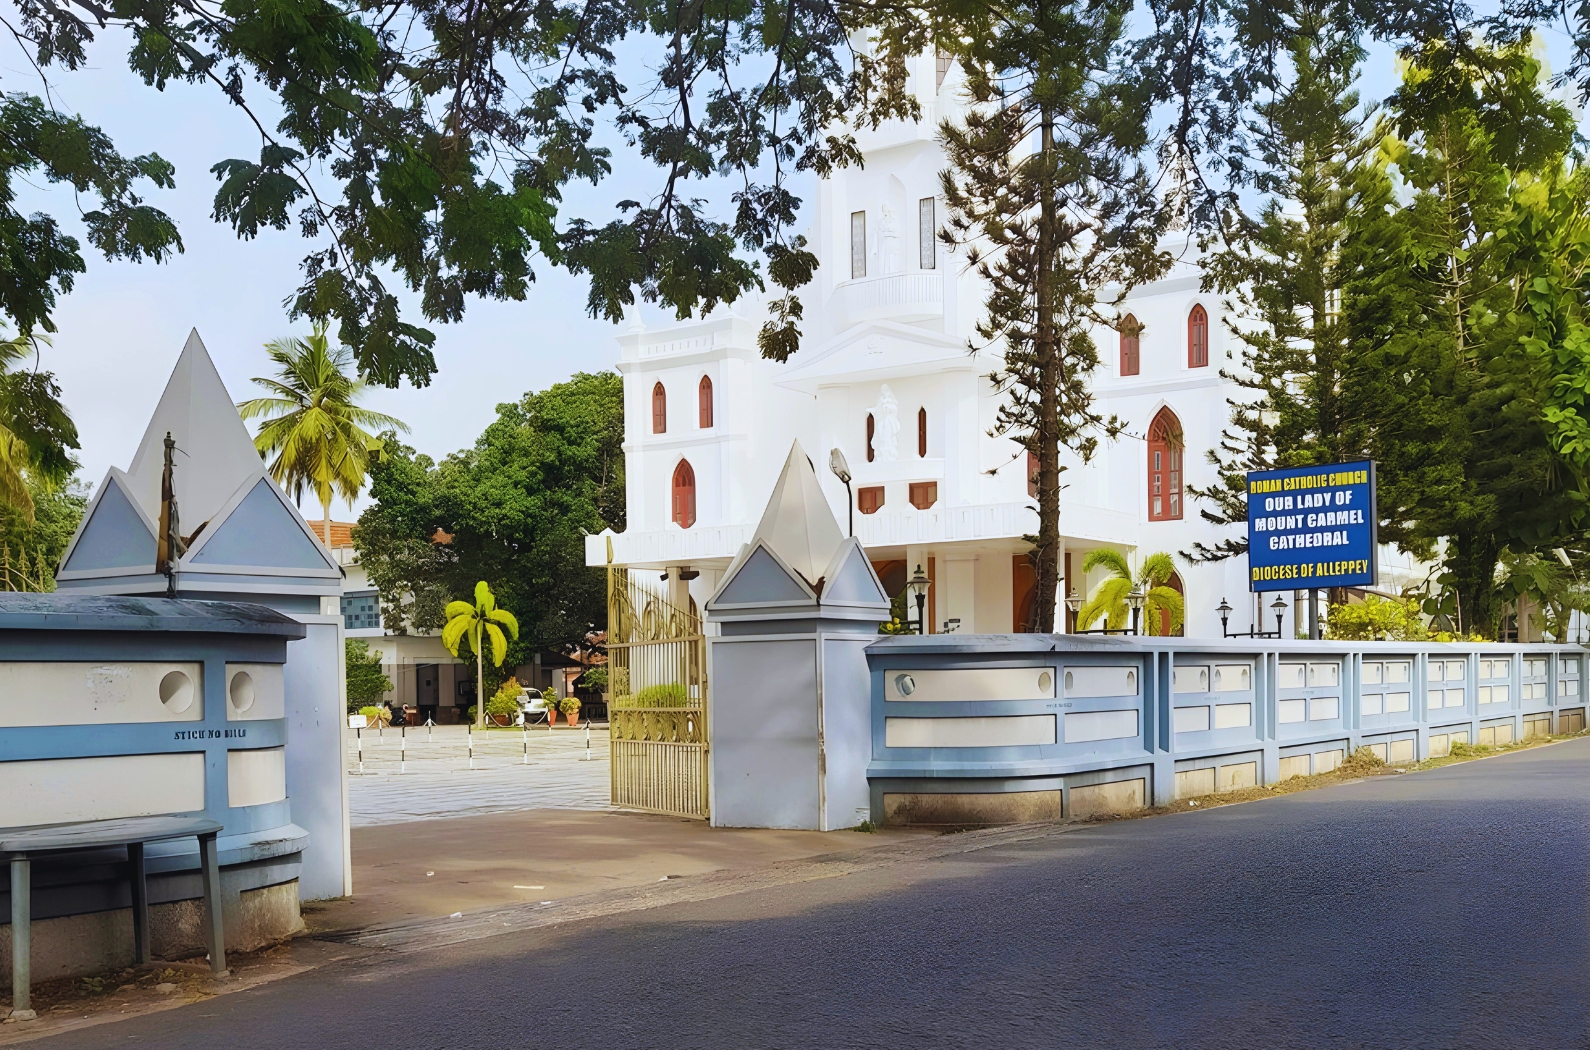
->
<box><xmin>52</xmin><ymin>331</ymin><xmax>351</xmax><ymax>900</ymax></box>
<box><xmin>704</xmin><ymin>444</ymin><xmax>891</xmax><ymax>830</ymax></box>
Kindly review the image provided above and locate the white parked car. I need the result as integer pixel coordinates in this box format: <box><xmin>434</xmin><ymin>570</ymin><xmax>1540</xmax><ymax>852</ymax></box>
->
<box><xmin>517</xmin><ymin>688</ymin><xmax>549</xmax><ymax>725</ymax></box>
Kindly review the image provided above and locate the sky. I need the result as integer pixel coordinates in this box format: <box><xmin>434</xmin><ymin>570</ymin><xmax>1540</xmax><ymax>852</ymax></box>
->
<box><xmin>3</xmin><ymin>28</ymin><xmax>724</xmax><ymax>519</ymax></box>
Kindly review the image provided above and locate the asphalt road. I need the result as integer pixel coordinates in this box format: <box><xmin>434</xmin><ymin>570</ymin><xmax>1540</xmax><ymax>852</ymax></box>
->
<box><xmin>44</xmin><ymin>739</ymin><xmax>1590</xmax><ymax>1049</ymax></box>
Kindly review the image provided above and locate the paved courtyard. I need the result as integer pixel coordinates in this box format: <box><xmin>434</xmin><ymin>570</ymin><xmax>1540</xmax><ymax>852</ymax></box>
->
<box><xmin>345</xmin><ymin>723</ymin><xmax>610</xmax><ymax>825</ymax></box>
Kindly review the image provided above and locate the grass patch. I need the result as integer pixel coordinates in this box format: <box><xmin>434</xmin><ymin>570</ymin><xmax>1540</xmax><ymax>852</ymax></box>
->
<box><xmin>1088</xmin><ymin>728</ymin><xmax>1590</xmax><ymax>823</ymax></box>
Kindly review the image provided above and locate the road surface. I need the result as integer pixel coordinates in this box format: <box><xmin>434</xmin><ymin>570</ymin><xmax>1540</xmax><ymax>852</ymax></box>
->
<box><xmin>44</xmin><ymin>738</ymin><xmax>1590</xmax><ymax>1049</ymax></box>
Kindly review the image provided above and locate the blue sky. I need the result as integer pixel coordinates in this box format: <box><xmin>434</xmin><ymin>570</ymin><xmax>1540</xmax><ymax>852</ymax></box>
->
<box><xmin>7</xmin><ymin>29</ymin><xmax>752</xmax><ymax>517</ymax></box>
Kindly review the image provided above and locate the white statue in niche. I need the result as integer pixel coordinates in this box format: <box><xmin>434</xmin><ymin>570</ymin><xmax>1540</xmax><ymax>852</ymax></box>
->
<box><xmin>880</xmin><ymin>201</ymin><xmax>902</xmax><ymax>273</ymax></box>
<box><xmin>872</xmin><ymin>384</ymin><xmax>901</xmax><ymax>461</ymax></box>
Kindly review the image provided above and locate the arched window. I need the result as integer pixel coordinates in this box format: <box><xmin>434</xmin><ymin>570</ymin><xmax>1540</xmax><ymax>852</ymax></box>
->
<box><xmin>917</xmin><ymin>407</ymin><xmax>927</xmax><ymax>457</ymax></box>
<box><xmin>652</xmin><ymin>382</ymin><xmax>667</xmax><ymax>434</ymax></box>
<box><xmin>1187</xmin><ymin>305</ymin><xmax>1208</xmax><ymax>368</ymax></box>
<box><xmin>1120</xmin><ymin>314</ymin><xmax>1141</xmax><ymax>376</ymax></box>
<box><xmin>1157</xmin><ymin>572</ymin><xmax>1185</xmax><ymax>637</ymax></box>
<box><xmin>866</xmin><ymin>413</ymin><xmax>876</xmax><ymax>462</ymax></box>
<box><xmin>698</xmin><ymin>376</ymin><xmax>713</xmax><ymax>428</ymax></box>
<box><xmin>671</xmin><ymin>460</ymin><xmax>696</xmax><ymax>529</ymax></box>
<box><xmin>1148</xmin><ymin>407</ymin><xmax>1183</xmax><ymax>521</ymax></box>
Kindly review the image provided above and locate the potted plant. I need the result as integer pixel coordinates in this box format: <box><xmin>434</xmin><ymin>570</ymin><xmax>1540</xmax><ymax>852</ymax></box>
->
<box><xmin>485</xmin><ymin>678</ymin><xmax>522</xmax><ymax>726</ymax></box>
<box><xmin>544</xmin><ymin>692</ymin><xmax>559</xmax><ymax>725</ymax></box>
<box><xmin>560</xmin><ymin>695</ymin><xmax>581</xmax><ymax>728</ymax></box>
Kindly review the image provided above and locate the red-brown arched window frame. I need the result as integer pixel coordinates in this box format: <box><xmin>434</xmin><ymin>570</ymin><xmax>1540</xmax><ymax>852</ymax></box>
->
<box><xmin>698</xmin><ymin>376</ymin><xmax>713</xmax><ymax>428</ymax></box>
<box><xmin>671</xmin><ymin>460</ymin><xmax>696</xmax><ymax>529</ymax></box>
<box><xmin>866</xmin><ymin>413</ymin><xmax>876</xmax><ymax>462</ymax></box>
<box><xmin>917</xmin><ymin>407</ymin><xmax>927</xmax><ymax>457</ymax></box>
<box><xmin>1120</xmin><ymin>314</ymin><xmax>1141</xmax><ymax>376</ymax></box>
<box><xmin>1187</xmin><ymin>305</ymin><xmax>1208</xmax><ymax>368</ymax></box>
<box><xmin>652</xmin><ymin>382</ymin><xmax>667</xmax><ymax>434</ymax></box>
<box><xmin>1157</xmin><ymin>571</ymin><xmax>1185</xmax><ymax>636</ymax></box>
<box><xmin>1148</xmin><ymin>407</ymin><xmax>1183</xmax><ymax>521</ymax></box>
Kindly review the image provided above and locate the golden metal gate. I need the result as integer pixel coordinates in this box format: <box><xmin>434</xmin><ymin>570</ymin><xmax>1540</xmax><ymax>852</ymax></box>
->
<box><xmin>606</xmin><ymin>569</ymin><xmax>708</xmax><ymax>818</ymax></box>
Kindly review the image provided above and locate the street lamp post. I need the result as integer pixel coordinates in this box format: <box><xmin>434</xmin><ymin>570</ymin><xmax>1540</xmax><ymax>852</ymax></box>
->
<box><xmin>1128</xmin><ymin>585</ymin><xmax>1146</xmax><ymax>636</ymax></box>
<box><xmin>905</xmin><ymin>564</ymin><xmax>931</xmax><ymax>635</ymax></box>
<box><xmin>1217</xmin><ymin>595</ymin><xmax>1286</xmax><ymax>638</ymax></box>
<box><xmin>1064</xmin><ymin>587</ymin><xmax>1082</xmax><ymax>634</ymax></box>
<box><xmin>828</xmin><ymin>448</ymin><xmax>853</xmax><ymax>537</ymax></box>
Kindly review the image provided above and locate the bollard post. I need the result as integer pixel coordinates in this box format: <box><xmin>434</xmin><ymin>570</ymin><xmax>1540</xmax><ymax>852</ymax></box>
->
<box><xmin>426</xmin><ymin>717</ymin><xmax>433</xmax><ymax>744</ymax></box>
<box><xmin>468</xmin><ymin>722</ymin><xmax>474</xmax><ymax>770</ymax></box>
<box><xmin>522</xmin><ymin>722</ymin><xmax>528</xmax><ymax>765</ymax></box>
<box><xmin>357</xmin><ymin>726</ymin><xmax>363</xmax><ymax>775</ymax></box>
<box><xmin>401</xmin><ymin>723</ymin><xmax>407</xmax><ymax>774</ymax></box>
<box><xmin>584</xmin><ymin>721</ymin><xmax>591</xmax><ymax>761</ymax></box>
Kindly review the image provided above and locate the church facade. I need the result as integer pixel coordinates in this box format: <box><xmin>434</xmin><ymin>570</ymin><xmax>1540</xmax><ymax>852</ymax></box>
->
<box><xmin>583</xmin><ymin>50</ymin><xmax>1424</xmax><ymax>638</ymax></box>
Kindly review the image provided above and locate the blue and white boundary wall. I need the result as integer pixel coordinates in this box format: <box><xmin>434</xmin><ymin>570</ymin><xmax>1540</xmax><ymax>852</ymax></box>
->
<box><xmin>865</xmin><ymin>635</ymin><xmax>1587</xmax><ymax>824</ymax></box>
<box><xmin>0</xmin><ymin>600</ymin><xmax>308</xmax><ymax>979</ymax></box>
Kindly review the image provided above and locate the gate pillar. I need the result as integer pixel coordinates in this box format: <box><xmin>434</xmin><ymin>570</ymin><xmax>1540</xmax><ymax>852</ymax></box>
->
<box><xmin>704</xmin><ymin>444</ymin><xmax>890</xmax><ymax>830</ymax></box>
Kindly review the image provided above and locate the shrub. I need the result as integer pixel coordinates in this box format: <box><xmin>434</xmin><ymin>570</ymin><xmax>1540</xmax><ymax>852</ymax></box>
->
<box><xmin>346</xmin><ymin>639</ymin><xmax>393</xmax><ymax>711</ymax></box>
<box><xmin>579</xmin><ymin>667</ymin><xmax>608</xmax><ymax>692</ymax></box>
<box><xmin>486</xmin><ymin>692</ymin><xmax>520</xmax><ymax>718</ymax></box>
<box><xmin>1324</xmin><ymin>596</ymin><xmax>1429</xmax><ymax>642</ymax></box>
<box><xmin>358</xmin><ymin>705</ymin><xmax>390</xmax><ymax>725</ymax></box>
<box><xmin>559</xmin><ymin>695</ymin><xmax>581</xmax><ymax>715</ymax></box>
<box><xmin>1339</xmin><ymin>746</ymin><xmax>1386</xmax><ymax>775</ymax></box>
<box><xmin>616</xmin><ymin>680</ymin><xmax>693</xmax><ymax>706</ymax></box>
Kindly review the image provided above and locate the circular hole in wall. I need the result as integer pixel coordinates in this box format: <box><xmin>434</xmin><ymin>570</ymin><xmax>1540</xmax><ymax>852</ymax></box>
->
<box><xmin>1037</xmin><ymin>671</ymin><xmax>1053</xmax><ymax>695</ymax></box>
<box><xmin>159</xmin><ymin>670</ymin><xmax>195</xmax><ymax>714</ymax></box>
<box><xmin>230</xmin><ymin>670</ymin><xmax>256</xmax><ymax>713</ymax></box>
<box><xmin>894</xmin><ymin>673</ymin><xmax>915</xmax><ymax>697</ymax></box>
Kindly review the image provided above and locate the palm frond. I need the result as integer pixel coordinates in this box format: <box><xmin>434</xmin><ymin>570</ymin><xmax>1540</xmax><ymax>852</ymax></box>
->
<box><xmin>484</xmin><ymin>621</ymin><xmax>508</xmax><ymax>666</ymax></box>
<box><xmin>1137</xmin><ymin>551</ymin><xmax>1178</xmax><ymax>588</ymax></box>
<box><xmin>1082</xmin><ymin>548</ymin><xmax>1131</xmax><ymax>581</ymax></box>
<box><xmin>1144</xmin><ymin>585</ymin><xmax>1185</xmax><ymax>635</ymax></box>
<box><xmin>487</xmin><ymin>607</ymin><xmax>519</xmax><ymax>637</ymax></box>
<box><xmin>441</xmin><ymin>615</ymin><xmax>472</xmax><ymax>656</ymax></box>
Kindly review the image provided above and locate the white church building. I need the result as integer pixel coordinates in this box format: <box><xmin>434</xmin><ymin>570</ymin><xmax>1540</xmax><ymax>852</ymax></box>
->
<box><xmin>584</xmin><ymin>50</ymin><xmax>1422</xmax><ymax>638</ymax></box>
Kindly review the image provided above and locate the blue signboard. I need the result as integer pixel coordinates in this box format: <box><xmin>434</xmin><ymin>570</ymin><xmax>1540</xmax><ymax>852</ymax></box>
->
<box><xmin>1246</xmin><ymin>461</ymin><xmax>1377</xmax><ymax>592</ymax></box>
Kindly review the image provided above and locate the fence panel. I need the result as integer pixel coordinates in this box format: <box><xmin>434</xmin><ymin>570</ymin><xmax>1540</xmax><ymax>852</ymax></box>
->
<box><xmin>607</xmin><ymin>569</ymin><xmax>709</xmax><ymax>818</ymax></box>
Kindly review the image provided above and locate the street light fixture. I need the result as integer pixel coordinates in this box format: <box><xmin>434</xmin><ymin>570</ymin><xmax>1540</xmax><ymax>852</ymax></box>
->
<box><xmin>1127</xmin><ymin>585</ymin><xmax>1146</xmax><ymax>636</ymax></box>
<box><xmin>1272</xmin><ymin>594</ymin><xmax>1289</xmax><ymax>638</ymax></box>
<box><xmin>1217</xmin><ymin>597</ymin><xmax>1233</xmax><ymax>637</ymax></box>
<box><xmin>829</xmin><ymin>448</ymin><xmax>853</xmax><ymax>537</ymax></box>
<box><xmin>1064</xmin><ymin>586</ymin><xmax>1082</xmax><ymax>634</ymax></box>
<box><xmin>904</xmin><ymin>564</ymin><xmax>931</xmax><ymax>635</ymax></box>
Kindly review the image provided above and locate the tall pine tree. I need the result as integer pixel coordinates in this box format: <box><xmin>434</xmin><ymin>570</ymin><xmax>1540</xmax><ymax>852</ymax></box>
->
<box><xmin>1186</xmin><ymin>1</ymin><xmax>1373</xmax><ymax>563</ymax></box>
<box><xmin>935</xmin><ymin>0</ymin><xmax>1172</xmax><ymax>630</ymax></box>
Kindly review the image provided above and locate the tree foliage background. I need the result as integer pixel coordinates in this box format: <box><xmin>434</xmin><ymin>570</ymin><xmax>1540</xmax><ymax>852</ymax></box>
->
<box><xmin>353</xmin><ymin>370</ymin><xmax>622</xmax><ymax>670</ymax></box>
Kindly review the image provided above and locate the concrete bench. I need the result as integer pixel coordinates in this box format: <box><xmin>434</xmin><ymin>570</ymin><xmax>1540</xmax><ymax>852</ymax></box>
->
<box><xmin>2</xmin><ymin>815</ymin><xmax>225</xmax><ymax>1020</ymax></box>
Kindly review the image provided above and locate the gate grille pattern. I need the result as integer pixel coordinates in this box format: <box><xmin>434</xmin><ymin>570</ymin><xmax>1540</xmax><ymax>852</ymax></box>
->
<box><xmin>607</xmin><ymin>569</ymin><xmax>708</xmax><ymax>818</ymax></box>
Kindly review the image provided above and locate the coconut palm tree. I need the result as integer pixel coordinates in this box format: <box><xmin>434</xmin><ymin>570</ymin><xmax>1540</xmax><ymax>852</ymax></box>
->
<box><xmin>0</xmin><ymin>331</ymin><xmax>77</xmax><ymax>522</ymax></box>
<box><xmin>1075</xmin><ymin>549</ymin><xmax>1184</xmax><ymax>636</ymax></box>
<box><xmin>443</xmin><ymin>581</ymin><xmax>520</xmax><ymax>727</ymax></box>
<box><xmin>238</xmin><ymin>327</ymin><xmax>408</xmax><ymax>544</ymax></box>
